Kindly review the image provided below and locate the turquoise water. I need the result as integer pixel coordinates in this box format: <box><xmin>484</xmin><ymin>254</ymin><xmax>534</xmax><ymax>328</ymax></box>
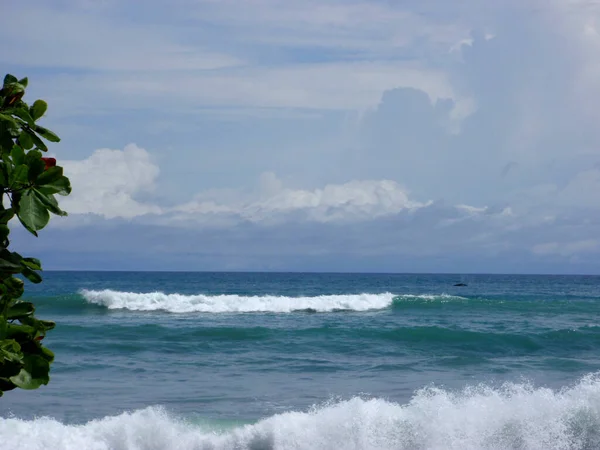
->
<box><xmin>2</xmin><ymin>272</ymin><xmax>600</xmax><ymax>449</ymax></box>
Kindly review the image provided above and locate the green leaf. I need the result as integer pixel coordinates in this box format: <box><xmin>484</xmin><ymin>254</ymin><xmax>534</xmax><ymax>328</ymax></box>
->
<box><xmin>39</xmin><ymin>347</ymin><xmax>54</xmax><ymax>363</ymax></box>
<box><xmin>0</xmin><ymin>208</ymin><xmax>14</xmax><ymax>223</ymax></box>
<box><xmin>18</xmin><ymin>131</ymin><xmax>33</xmax><ymax>150</ymax></box>
<box><xmin>11</xmin><ymin>145</ymin><xmax>24</xmax><ymax>165</ymax></box>
<box><xmin>17</xmin><ymin>190</ymin><xmax>50</xmax><ymax>235</ymax></box>
<box><xmin>9</xmin><ymin>107</ymin><xmax>34</xmax><ymax>127</ymax></box>
<box><xmin>34</xmin><ymin>126</ymin><xmax>60</xmax><ymax>143</ymax></box>
<box><xmin>36</xmin><ymin>166</ymin><xmax>63</xmax><ymax>185</ymax></box>
<box><xmin>21</xmin><ymin>257</ymin><xmax>42</xmax><ymax>271</ymax></box>
<box><xmin>21</xmin><ymin>267</ymin><xmax>42</xmax><ymax>284</ymax></box>
<box><xmin>0</xmin><ymin>259</ymin><xmax>21</xmax><ymax>273</ymax></box>
<box><xmin>17</xmin><ymin>77</ymin><xmax>28</xmax><ymax>88</ymax></box>
<box><xmin>0</xmin><ymin>340</ymin><xmax>22</xmax><ymax>359</ymax></box>
<box><xmin>34</xmin><ymin>190</ymin><xmax>66</xmax><ymax>217</ymax></box>
<box><xmin>2</xmin><ymin>277</ymin><xmax>24</xmax><ymax>299</ymax></box>
<box><xmin>0</xmin><ymin>340</ymin><xmax>24</xmax><ymax>377</ymax></box>
<box><xmin>0</xmin><ymin>224</ymin><xmax>9</xmax><ymax>244</ymax></box>
<box><xmin>3</xmin><ymin>74</ymin><xmax>17</xmax><ymax>87</ymax></box>
<box><xmin>0</xmin><ymin>121</ymin><xmax>17</xmax><ymax>150</ymax></box>
<box><xmin>30</xmin><ymin>100</ymin><xmax>47</xmax><ymax>121</ymax></box>
<box><xmin>29</xmin><ymin>132</ymin><xmax>48</xmax><ymax>152</ymax></box>
<box><xmin>39</xmin><ymin>320</ymin><xmax>55</xmax><ymax>331</ymax></box>
<box><xmin>37</xmin><ymin>176</ymin><xmax>71</xmax><ymax>196</ymax></box>
<box><xmin>2</xmin><ymin>276</ymin><xmax>24</xmax><ymax>297</ymax></box>
<box><xmin>0</xmin><ymin>250</ymin><xmax>23</xmax><ymax>273</ymax></box>
<box><xmin>25</xmin><ymin>150</ymin><xmax>44</xmax><ymax>182</ymax></box>
<box><xmin>0</xmin><ymin>163</ymin><xmax>7</xmax><ymax>185</ymax></box>
<box><xmin>9</xmin><ymin>164</ymin><xmax>28</xmax><ymax>187</ymax></box>
<box><xmin>0</xmin><ymin>113</ymin><xmax>18</xmax><ymax>127</ymax></box>
<box><xmin>7</xmin><ymin>302</ymin><xmax>34</xmax><ymax>320</ymax></box>
<box><xmin>9</xmin><ymin>355</ymin><xmax>50</xmax><ymax>390</ymax></box>
<box><xmin>6</xmin><ymin>323</ymin><xmax>36</xmax><ymax>340</ymax></box>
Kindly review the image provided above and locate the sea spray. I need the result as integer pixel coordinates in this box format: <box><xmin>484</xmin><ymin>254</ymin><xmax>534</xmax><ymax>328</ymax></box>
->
<box><xmin>3</xmin><ymin>375</ymin><xmax>600</xmax><ymax>450</ymax></box>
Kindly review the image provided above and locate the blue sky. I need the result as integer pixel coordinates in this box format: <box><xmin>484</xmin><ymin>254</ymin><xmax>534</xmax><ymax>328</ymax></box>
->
<box><xmin>4</xmin><ymin>0</ymin><xmax>600</xmax><ymax>273</ymax></box>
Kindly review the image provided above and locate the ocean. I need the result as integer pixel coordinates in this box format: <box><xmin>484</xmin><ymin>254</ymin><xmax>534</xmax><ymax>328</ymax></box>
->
<box><xmin>1</xmin><ymin>271</ymin><xmax>600</xmax><ymax>449</ymax></box>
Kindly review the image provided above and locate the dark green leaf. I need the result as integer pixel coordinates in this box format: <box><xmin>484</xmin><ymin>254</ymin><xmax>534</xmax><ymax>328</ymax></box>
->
<box><xmin>21</xmin><ymin>267</ymin><xmax>42</xmax><ymax>284</ymax></box>
<box><xmin>0</xmin><ymin>224</ymin><xmax>9</xmax><ymax>244</ymax></box>
<box><xmin>30</xmin><ymin>100</ymin><xmax>47</xmax><ymax>121</ymax></box>
<box><xmin>2</xmin><ymin>276</ymin><xmax>24</xmax><ymax>299</ymax></box>
<box><xmin>9</xmin><ymin>164</ymin><xmax>28</xmax><ymax>187</ymax></box>
<box><xmin>6</xmin><ymin>323</ymin><xmax>36</xmax><ymax>340</ymax></box>
<box><xmin>29</xmin><ymin>132</ymin><xmax>48</xmax><ymax>152</ymax></box>
<box><xmin>17</xmin><ymin>77</ymin><xmax>28</xmax><ymax>88</ymax></box>
<box><xmin>0</xmin><ymin>250</ymin><xmax>23</xmax><ymax>272</ymax></box>
<box><xmin>20</xmin><ymin>317</ymin><xmax>56</xmax><ymax>333</ymax></box>
<box><xmin>0</xmin><ymin>208</ymin><xmax>14</xmax><ymax>223</ymax></box>
<box><xmin>9</xmin><ymin>355</ymin><xmax>50</xmax><ymax>390</ymax></box>
<box><xmin>0</xmin><ymin>260</ymin><xmax>21</xmax><ymax>273</ymax></box>
<box><xmin>0</xmin><ymin>340</ymin><xmax>22</xmax><ymax>358</ymax></box>
<box><xmin>9</xmin><ymin>107</ymin><xmax>34</xmax><ymax>127</ymax></box>
<box><xmin>39</xmin><ymin>347</ymin><xmax>54</xmax><ymax>363</ymax></box>
<box><xmin>34</xmin><ymin>190</ymin><xmax>66</xmax><ymax>216</ymax></box>
<box><xmin>34</xmin><ymin>126</ymin><xmax>60</xmax><ymax>143</ymax></box>
<box><xmin>17</xmin><ymin>190</ymin><xmax>49</xmax><ymax>235</ymax></box>
<box><xmin>37</xmin><ymin>176</ymin><xmax>71</xmax><ymax>196</ymax></box>
<box><xmin>25</xmin><ymin>150</ymin><xmax>44</xmax><ymax>182</ymax></box>
<box><xmin>0</xmin><ymin>121</ymin><xmax>17</xmax><ymax>150</ymax></box>
<box><xmin>7</xmin><ymin>302</ymin><xmax>34</xmax><ymax>320</ymax></box>
<box><xmin>0</xmin><ymin>380</ymin><xmax>17</xmax><ymax>393</ymax></box>
<box><xmin>21</xmin><ymin>258</ymin><xmax>42</xmax><ymax>271</ymax></box>
<box><xmin>11</xmin><ymin>145</ymin><xmax>24</xmax><ymax>165</ymax></box>
<box><xmin>0</xmin><ymin>163</ymin><xmax>6</xmax><ymax>185</ymax></box>
<box><xmin>18</xmin><ymin>131</ymin><xmax>33</xmax><ymax>150</ymax></box>
<box><xmin>3</xmin><ymin>74</ymin><xmax>17</xmax><ymax>87</ymax></box>
<box><xmin>36</xmin><ymin>166</ymin><xmax>63</xmax><ymax>186</ymax></box>
<box><xmin>39</xmin><ymin>320</ymin><xmax>55</xmax><ymax>331</ymax></box>
<box><xmin>0</xmin><ymin>113</ymin><xmax>18</xmax><ymax>127</ymax></box>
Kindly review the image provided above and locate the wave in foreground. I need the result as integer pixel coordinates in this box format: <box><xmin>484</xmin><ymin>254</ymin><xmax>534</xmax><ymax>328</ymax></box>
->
<box><xmin>80</xmin><ymin>290</ymin><xmax>415</xmax><ymax>313</ymax></box>
<box><xmin>4</xmin><ymin>376</ymin><xmax>600</xmax><ymax>450</ymax></box>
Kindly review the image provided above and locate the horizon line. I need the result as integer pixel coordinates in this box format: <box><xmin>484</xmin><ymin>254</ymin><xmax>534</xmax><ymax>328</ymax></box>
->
<box><xmin>38</xmin><ymin>269</ymin><xmax>600</xmax><ymax>277</ymax></box>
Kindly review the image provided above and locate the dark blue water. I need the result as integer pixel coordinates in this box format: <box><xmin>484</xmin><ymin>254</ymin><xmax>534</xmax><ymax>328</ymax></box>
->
<box><xmin>2</xmin><ymin>272</ymin><xmax>600</xmax><ymax>449</ymax></box>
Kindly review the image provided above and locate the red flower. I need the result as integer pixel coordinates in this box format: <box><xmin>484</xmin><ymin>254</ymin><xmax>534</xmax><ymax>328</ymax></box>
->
<box><xmin>41</xmin><ymin>157</ymin><xmax>56</xmax><ymax>170</ymax></box>
<box><xmin>35</xmin><ymin>336</ymin><xmax>44</xmax><ymax>341</ymax></box>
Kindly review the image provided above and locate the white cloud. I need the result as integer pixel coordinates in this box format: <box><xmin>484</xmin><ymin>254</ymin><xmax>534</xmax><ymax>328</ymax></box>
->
<box><xmin>172</xmin><ymin>174</ymin><xmax>429</xmax><ymax>223</ymax></box>
<box><xmin>58</xmin><ymin>147</ymin><xmax>431</xmax><ymax>224</ymax></box>
<box><xmin>60</xmin><ymin>144</ymin><xmax>161</xmax><ymax>219</ymax></box>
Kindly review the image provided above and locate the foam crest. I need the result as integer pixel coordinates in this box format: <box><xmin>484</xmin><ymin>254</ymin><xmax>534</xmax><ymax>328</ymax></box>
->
<box><xmin>80</xmin><ymin>290</ymin><xmax>396</xmax><ymax>313</ymax></box>
<box><xmin>3</xmin><ymin>375</ymin><xmax>600</xmax><ymax>449</ymax></box>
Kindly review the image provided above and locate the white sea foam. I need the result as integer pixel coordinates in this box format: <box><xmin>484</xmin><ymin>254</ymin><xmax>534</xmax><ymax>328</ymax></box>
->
<box><xmin>80</xmin><ymin>290</ymin><xmax>398</xmax><ymax>313</ymax></box>
<box><xmin>3</xmin><ymin>375</ymin><xmax>600</xmax><ymax>449</ymax></box>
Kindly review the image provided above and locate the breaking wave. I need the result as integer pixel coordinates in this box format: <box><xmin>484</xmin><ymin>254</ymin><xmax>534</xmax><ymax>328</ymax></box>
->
<box><xmin>80</xmin><ymin>290</ymin><xmax>403</xmax><ymax>313</ymax></box>
<box><xmin>3</xmin><ymin>375</ymin><xmax>600</xmax><ymax>449</ymax></box>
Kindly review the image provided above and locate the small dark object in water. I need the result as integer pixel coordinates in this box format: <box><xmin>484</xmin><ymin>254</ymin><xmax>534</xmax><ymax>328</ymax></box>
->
<box><xmin>454</xmin><ymin>283</ymin><xmax>468</xmax><ymax>287</ymax></box>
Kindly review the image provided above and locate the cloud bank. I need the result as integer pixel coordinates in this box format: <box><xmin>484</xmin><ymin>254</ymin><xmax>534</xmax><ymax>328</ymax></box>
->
<box><xmin>5</xmin><ymin>0</ymin><xmax>600</xmax><ymax>272</ymax></box>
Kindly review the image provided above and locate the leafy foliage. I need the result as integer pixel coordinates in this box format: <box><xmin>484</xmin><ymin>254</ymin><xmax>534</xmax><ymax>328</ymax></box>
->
<box><xmin>0</xmin><ymin>74</ymin><xmax>71</xmax><ymax>396</ymax></box>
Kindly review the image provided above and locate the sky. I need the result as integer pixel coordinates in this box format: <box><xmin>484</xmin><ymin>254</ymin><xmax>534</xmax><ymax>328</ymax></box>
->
<box><xmin>3</xmin><ymin>0</ymin><xmax>600</xmax><ymax>273</ymax></box>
